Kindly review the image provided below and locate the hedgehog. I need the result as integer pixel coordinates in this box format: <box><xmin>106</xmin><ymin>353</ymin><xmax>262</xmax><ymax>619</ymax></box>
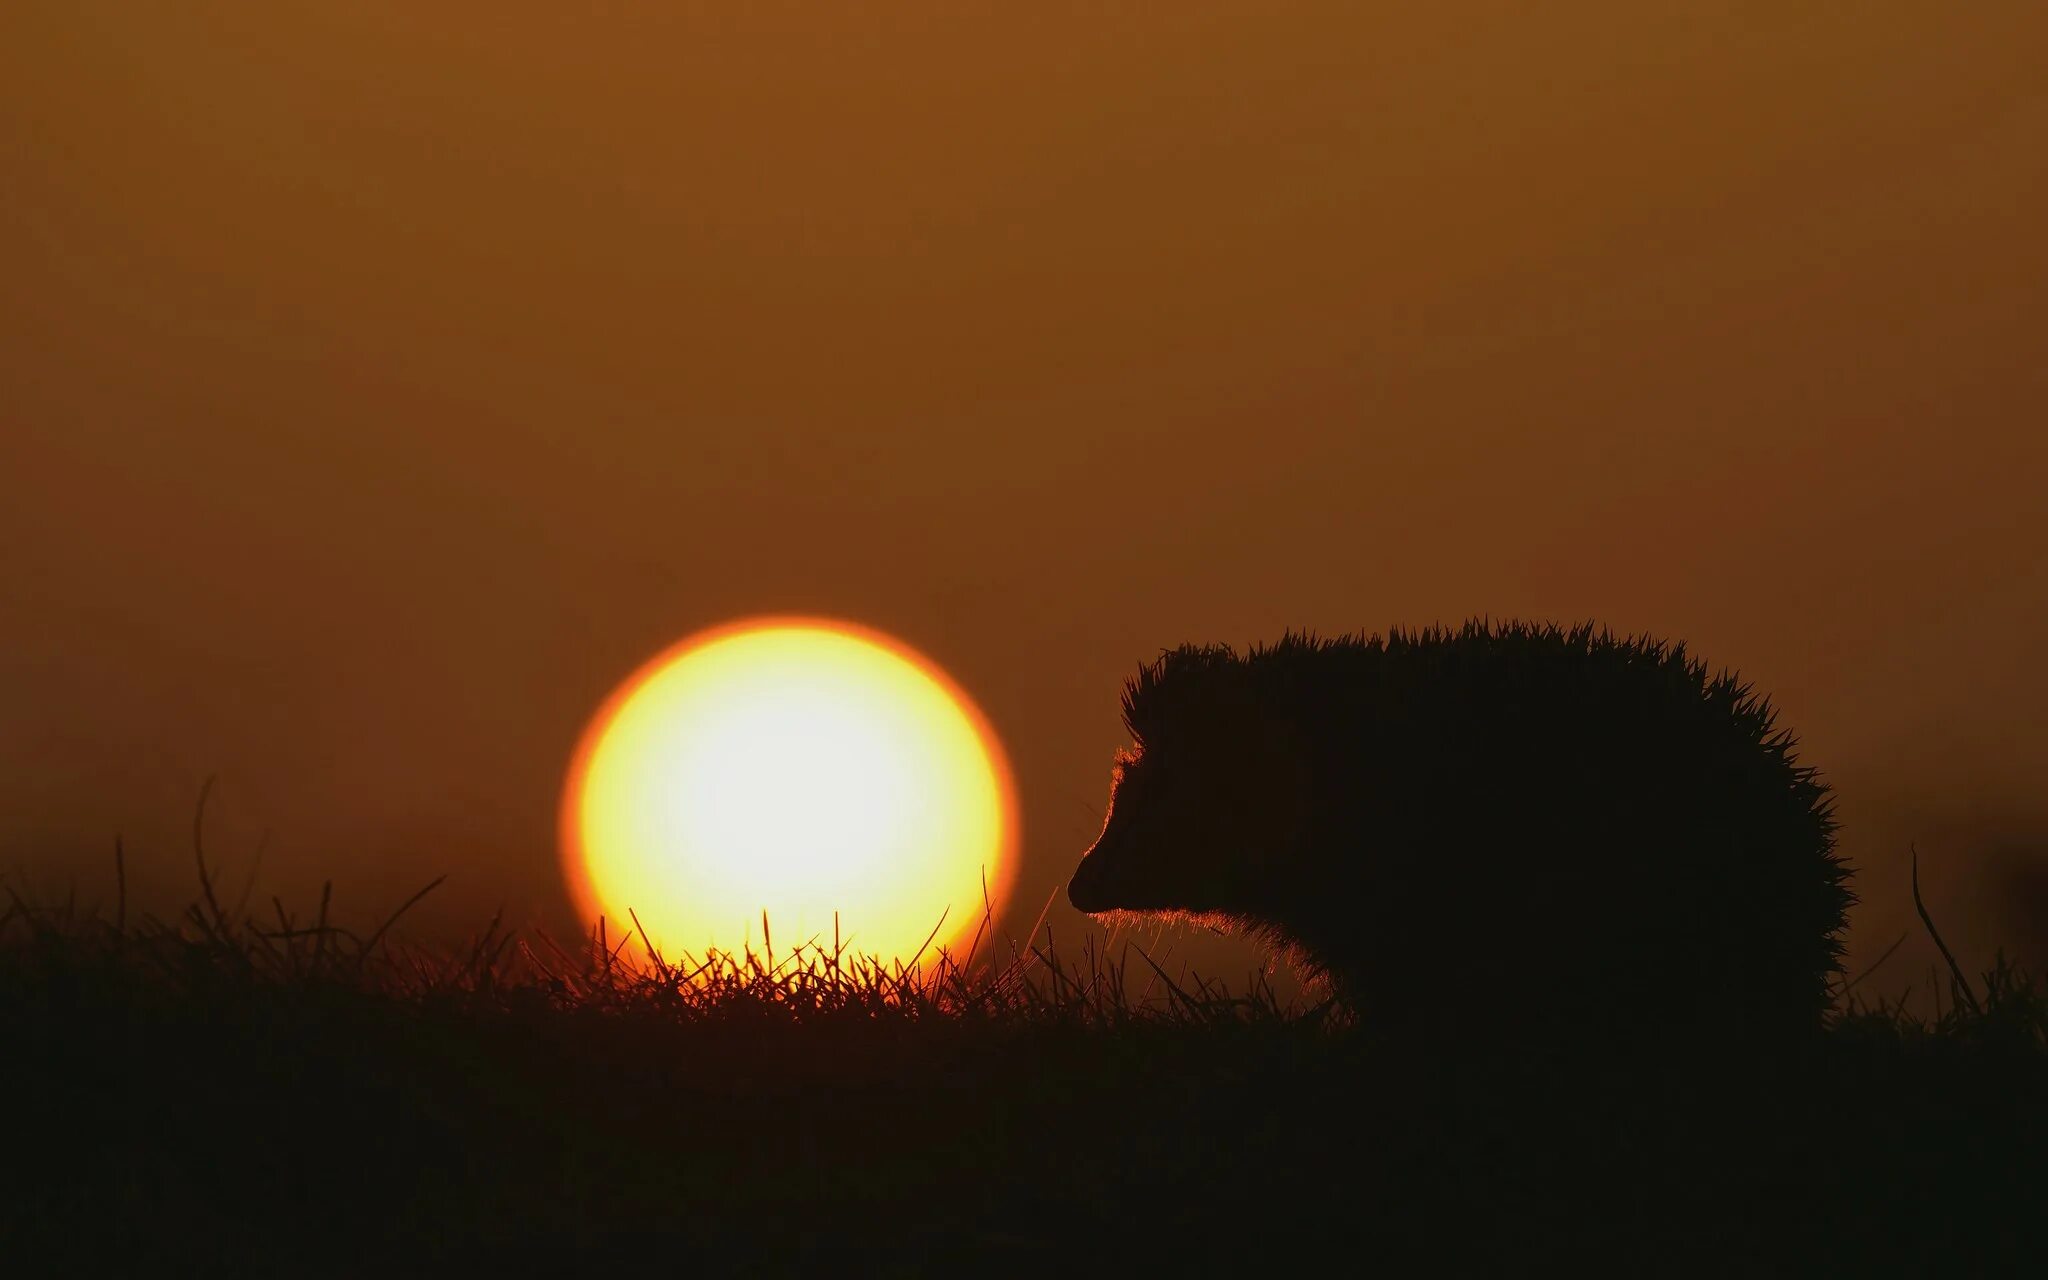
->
<box><xmin>1067</xmin><ymin>621</ymin><xmax>1854</xmax><ymax>1044</ymax></box>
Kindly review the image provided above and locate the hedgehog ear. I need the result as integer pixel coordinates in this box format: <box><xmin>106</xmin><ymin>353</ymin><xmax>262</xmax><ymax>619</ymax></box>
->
<box><xmin>1122</xmin><ymin>678</ymin><xmax>1186</xmax><ymax>749</ymax></box>
<box><xmin>1119</xmin><ymin>662</ymin><xmax>1164</xmax><ymax>744</ymax></box>
<box><xmin>1119</xmin><ymin>696</ymin><xmax>1147</xmax><ymax>746</ymax></box>
<box><xmin>1120</xmin><ymin>644</ymin><xmax>1219</xmax><ymax>746</ymax></box>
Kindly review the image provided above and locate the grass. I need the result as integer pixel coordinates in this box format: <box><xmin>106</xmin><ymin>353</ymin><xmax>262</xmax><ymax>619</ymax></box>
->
<box><xmin>4</xmin><ymin>844</ymin><xmax>2047</xmax><ymax>1274</ymax></box>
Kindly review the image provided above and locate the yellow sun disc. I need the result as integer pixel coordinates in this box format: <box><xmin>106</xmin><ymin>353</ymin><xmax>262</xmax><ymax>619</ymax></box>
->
<box><xmin>561</xmin><ymin>618</ymin><xmax>1018</xmax><ymax>968</ymax></box>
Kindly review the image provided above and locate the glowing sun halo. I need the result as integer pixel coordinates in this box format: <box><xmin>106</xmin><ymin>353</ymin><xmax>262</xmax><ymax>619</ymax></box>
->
<box><xmin>562</xmin><ymin>619</ymin><xmax>1018</xmax><ymax>967</ymax></box>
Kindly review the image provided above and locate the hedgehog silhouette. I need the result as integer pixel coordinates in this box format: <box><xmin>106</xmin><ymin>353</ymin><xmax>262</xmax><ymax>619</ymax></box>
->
<box><xmin>1067</xmin><ymin>621</ymin><xmax>1854</xmax><ymax>1042</ymax></box>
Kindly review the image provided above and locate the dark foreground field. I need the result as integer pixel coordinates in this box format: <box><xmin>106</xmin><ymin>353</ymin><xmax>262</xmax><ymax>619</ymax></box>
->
<box><xmin>5</xmin><ymin>881</ymin><xmax>2046</xmax><ymax>1276</ymax></box>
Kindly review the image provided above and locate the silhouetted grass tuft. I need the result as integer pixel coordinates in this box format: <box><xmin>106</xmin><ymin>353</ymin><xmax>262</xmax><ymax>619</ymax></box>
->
<box><xmin>3</xmin><ymin>856</ymin><xmax>2045</xmax><ymax>1274</ymax></box>
<box><xmin>1</xmin><ymin>870</ymin><xmax>1309</xmax><ymax>1031</ymax></box>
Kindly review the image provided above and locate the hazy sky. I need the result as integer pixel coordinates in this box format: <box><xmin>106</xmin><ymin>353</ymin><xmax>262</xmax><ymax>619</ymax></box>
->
<box><xmin>5</xmin><ymin>3</ymin><xmax>2045</xmax><ymax>991</ymax></box>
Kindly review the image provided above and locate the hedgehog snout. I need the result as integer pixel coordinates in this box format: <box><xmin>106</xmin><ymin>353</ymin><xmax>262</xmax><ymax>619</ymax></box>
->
<box><xmin>1067</xmin><ymin>830</ymin><xmax>1123</xmax><ymax>913</ymax></box>
<box><xmin>1067</xmin><ymin>854</ymin><xmax>1107</xmax><ymax>913</ymax></box>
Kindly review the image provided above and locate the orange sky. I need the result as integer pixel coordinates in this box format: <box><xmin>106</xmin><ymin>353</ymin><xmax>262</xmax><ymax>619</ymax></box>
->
<box><xmin>4</xmin><ymin>2</ymin><xmax>2045</xmax><ymax>991</ymax></box>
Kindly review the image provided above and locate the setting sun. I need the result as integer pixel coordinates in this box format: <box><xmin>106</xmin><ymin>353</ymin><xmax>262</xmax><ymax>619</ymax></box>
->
<box><xmin>562</xmin><ymin>618</ymin><xmax>1017</xmax><ymax>967</ymax></box>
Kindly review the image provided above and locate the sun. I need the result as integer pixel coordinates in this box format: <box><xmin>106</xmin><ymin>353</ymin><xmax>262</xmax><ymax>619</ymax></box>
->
<box><xmin>561</xmin><ymin>617</ymin><xmax>1019</xmax><ymax>968</ymax></box>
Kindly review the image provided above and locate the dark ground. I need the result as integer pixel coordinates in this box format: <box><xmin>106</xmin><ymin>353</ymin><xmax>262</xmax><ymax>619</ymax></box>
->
<box><xmin>4</xmin><ymin>898</ymin><xmax>2045</xmax><ymax>1276</ymax></box>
